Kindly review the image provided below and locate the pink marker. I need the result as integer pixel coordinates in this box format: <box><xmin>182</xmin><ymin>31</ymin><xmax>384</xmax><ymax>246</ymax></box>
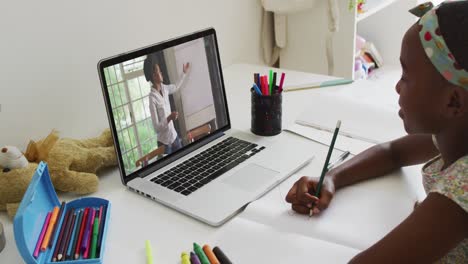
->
<box><xmin>34</xmin><ymin>212</ymin><xmax>52</xmax><ymax>258</ymax></box>
<box><xmin>279</xmin><ymin>72</ymin><xmax>286</xmax><ymax>92</ymax></box>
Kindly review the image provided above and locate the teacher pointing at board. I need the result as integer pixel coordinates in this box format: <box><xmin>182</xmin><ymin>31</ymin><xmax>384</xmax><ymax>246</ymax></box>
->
<box><xmin>144</xmin><ymin>56</ymin><xmax>191</xmax><ymax>155</ymax></box>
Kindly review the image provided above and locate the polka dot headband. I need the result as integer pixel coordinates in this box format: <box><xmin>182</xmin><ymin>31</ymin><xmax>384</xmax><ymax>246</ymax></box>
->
<box><xmin>410</xmin><ymin>1</ymin><xmax>468</xmax><ymax>90</ymax></box>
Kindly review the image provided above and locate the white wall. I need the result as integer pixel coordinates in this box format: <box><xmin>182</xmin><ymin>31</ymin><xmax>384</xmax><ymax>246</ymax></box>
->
<box><xmin>0</xmin><ymin>0</ymin><xmax>263</xmax><ymax>148</ymax></box>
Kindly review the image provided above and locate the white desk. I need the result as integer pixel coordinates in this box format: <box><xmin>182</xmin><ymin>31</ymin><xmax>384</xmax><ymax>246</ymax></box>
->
<box><xmin>0</xmin><ymin>64</ymin><xmax>425</xmax><ymax>263</ymax></box>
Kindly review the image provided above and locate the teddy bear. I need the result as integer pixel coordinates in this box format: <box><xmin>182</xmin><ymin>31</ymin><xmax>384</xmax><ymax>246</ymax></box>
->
<box><xmin>0</xmin><ymin>129</ymin><xmax>117</xmax><ymax>218</ymax></box>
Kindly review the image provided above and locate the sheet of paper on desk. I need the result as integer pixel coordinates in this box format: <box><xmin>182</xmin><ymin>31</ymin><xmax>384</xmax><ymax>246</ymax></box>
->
<box><xmin>285</xmin><ymin>123</ymin><xmax>374</xmax><ymax>155</ymax></box>
<box><xmin>238</xmin><ymin>171</ymin><xmax>416</xmax><ymax>251</ymax></box>
<box><xmin>294</xmin><ymin>95</ymin><xmax>406</xmax><ymax>144</ymax></box>
<box><xmin>213</xmin><ymin>217</ymin><xmax>359</xmax><ymax>263</ymax></box>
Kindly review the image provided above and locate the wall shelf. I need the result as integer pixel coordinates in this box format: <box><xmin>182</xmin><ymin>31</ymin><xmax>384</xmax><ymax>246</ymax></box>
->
<box><xmin>357</xmin><ymin>0</ymin><xmax>400</xmax><ymax>22</ymax></box>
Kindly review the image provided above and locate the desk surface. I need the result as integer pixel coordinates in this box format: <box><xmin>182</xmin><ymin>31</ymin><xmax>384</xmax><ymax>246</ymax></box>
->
<box><xmin>0</xmin><ymin>64</ymin><xmax>425</xmax><ymax>263</ymax></box>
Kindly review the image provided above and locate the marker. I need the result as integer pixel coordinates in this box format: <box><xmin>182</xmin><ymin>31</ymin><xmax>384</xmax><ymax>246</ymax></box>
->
<box><xmin>311</xmin><ymin>120</ymin><xmax>341</xmax><ymax>217</ymax></box>
<box><xmin>190</xmin><ymin>251</ymin><xmax>202</xmax><ymax>264</ymax></box>
<box><xmin>41</xmin><ymin>206</ymin><xmax>59</xmax><ymax>251</ymax></box>
<box><xmin>33</xmin><ymin>212</ymin><xmax>51</xmax><ymax>258</ymax></box>
<box><xmin>181</xmin><ymin>252</ymin><xmax>191</xmax><ymax>264</ymax></box>
<box><xmin>48</xmin><ymin>201</ymin><xmax>65</xmax><ymax>248</ymax></box>
<box><xmin>252</xmin><ymin>83</ymin><xmax>262</xmax><ymax>96</ymax></box>
<box><xmin>272</xmin><ymin>72</ymin><xmax>278</xmax><ymax>93</ymax></box>
<box><xmin>90</xmin><ymin>215</ymin><xmax>99</xmax><ymax>258</ymax></box>
<box><xmin>203</xmin><ymin>244</ymin><xmax>220</xmax><ymax>264</ymax></box>
<box><xmin>278</xmin><ymin>72</ymin><xmax>286</xmax><ymax>93</ymax></box>
<box><xmin>193</xmin><ymin>242</ymin><xmax>210</xmax><ymax>264</ymax></box>
<box><xmin>254</xmin><ymin>73</ymin><xmax>260</xmax><ymax>88</ymax></box>
<box><xmin>145</xmin><ymin>240</ymin><xmax>154</xmax><ymax>264</ymax></box>
<box><xmin>213</xmin><ymin>246</ymin><xmax>233</xmax><ymax>264</ymax></box>
<box><xmin>269</xmin><ymin>69</ymin><xmax>273</xmax><ymax>95</ymax></box>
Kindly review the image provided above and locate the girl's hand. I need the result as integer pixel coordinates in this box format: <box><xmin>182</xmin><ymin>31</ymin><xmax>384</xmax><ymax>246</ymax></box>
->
<box><xmin>285</xmin><ymin>175</ymin><xmax>336</xmax><ymax>215</ymax></box>
<box><xmin>183</xmin><ymin>62</ymin><xmax>190</xmax><ymax>74</ymax></box>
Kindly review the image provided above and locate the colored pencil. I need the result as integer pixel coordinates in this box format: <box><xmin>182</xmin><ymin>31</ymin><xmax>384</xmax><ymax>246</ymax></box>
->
<box><xmin>41</xmin><ymin>206</ymin><xmax>59</xmax><ymax>251</ymax></box>
<box><xmin>96</xmin><ymin>205</ymin><xmax>107</xmax><ymax>257</ymax></box>
<box><xmin>57</xmin><ymin>208</ymin><xmax>75</xmax><ymax>261</ymax></box>
<box><xmin>90</xmin><ymin>215</ymin><xmax>99</xmax><ymax>258</ymax></box>
<box><xmin>311</xmin><ymin>120</ymin><xmax>341</xmax><ymax>217</ymax></box>
<box><xmin>83</xmin><ymin>208</ymin><xmax>96</xmax><ymax>259</ymax></box>
<box><xmin>75</xmin><ymin>207</ymin><xmax>89</xmax><ymax>259</ymax></box>
<box><xmin>48</xmin><ymin>201</ymin><xmax>65</xmax><ymax>248</ymax></box>
<box><xmin>33</xmin><ymin>212</ymin><xmax>51</xmax><ymax>258</ymax></box>
<box><xmin>66</xmin><ymin>210</ymin><xmax>82</xmax><ymax>260</ymax></box>
<box><xmin>51</xmin><ymin>209</ymin><xmax>71</xmax><ymax>262</ymax></box>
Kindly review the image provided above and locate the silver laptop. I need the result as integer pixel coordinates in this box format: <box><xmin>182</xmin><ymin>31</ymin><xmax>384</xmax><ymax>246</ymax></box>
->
<box><xmin>97</xmin><ymin>28</ymin><xmax>312</xmax><ymax>226</ymax></box>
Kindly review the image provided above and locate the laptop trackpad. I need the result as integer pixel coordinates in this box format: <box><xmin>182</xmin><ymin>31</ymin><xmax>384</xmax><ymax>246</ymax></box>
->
<box><xmin>222</xmin><ymin>164</ymin><xmax>279</xmax><ymax>192</ymax></box>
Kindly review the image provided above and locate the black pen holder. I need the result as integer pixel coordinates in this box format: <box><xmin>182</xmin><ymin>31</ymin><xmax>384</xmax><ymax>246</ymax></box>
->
<box><xmin>251</xmin><ymin>88</ymin><xmax>282</xmax><ymax>136</ymax></box>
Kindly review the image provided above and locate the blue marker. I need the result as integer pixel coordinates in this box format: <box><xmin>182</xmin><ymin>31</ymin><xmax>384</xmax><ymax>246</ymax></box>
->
<box><xmin>252</xmin><ymin>83</ymin><xmax>262</xmax><ymax>95</ymax></box>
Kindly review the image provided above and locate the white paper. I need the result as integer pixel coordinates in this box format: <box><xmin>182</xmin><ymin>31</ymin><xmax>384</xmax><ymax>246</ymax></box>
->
<box><xmin>294</xmin><ymin>94</ymin><xmax>406</xmax><ymax>144</ymax></box>
<box><xmin>213</xmin><ymin>217</ymin><xmax>359</xmax><ymax>263</ymax></box>
<box><xmin>239</xmin><ymin>170</ymin><xmax>417</xmax><ymax>250</ymax></box>
<box><xmin>285</xmin><ymin>123</ymin><xmax>374</xmax><ymax>155</ymax></box>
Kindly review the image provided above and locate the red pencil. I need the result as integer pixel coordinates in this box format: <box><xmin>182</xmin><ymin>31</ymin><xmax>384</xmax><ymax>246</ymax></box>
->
<box><xmin>74</xmin><ymin>208</ymin><xmax>89</xmax><ymax>259</ymax></box>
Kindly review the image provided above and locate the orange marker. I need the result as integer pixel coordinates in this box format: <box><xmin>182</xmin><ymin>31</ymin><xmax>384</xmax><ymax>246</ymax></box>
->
<box><xmin>203</xmin><ymin>244</ymin><xmax>220</xmax><ymax>264</ymax></box>
<box><xmin>41</xmin><ymin>206</ymin><xmax>59</xmax><ymax>251</ymax></box>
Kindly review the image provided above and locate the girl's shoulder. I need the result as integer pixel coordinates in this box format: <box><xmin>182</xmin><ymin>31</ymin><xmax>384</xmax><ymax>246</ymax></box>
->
<box><xmin>422</xmin><ymin>155</ymin><xmax>468</xmax><ymax>212</ymax></box>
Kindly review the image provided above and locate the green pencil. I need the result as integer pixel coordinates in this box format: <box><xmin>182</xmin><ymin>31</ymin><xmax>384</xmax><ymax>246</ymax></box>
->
<box><xmin>90</xmin><ymin>216</ymin><xmax>99</xmax><ymax>259</ymax></box>
<box><xmin>312</xmin><ymin>120</ymin><xmax>341</xmax><ymax>216</ymax></box>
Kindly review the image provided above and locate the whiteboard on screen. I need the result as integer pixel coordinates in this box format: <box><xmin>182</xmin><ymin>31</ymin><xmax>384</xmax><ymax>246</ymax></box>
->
<box><xmin>174</xmin><ymin>39</ymin><xmax>216</xmax><ymax>130</ymax></box>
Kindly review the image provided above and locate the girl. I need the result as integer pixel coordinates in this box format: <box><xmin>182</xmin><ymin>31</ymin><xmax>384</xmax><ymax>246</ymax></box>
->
<box><xmin>285</xmin><ymin>1</ymin><xmax>468</xmax><ymax>263</ymax></box>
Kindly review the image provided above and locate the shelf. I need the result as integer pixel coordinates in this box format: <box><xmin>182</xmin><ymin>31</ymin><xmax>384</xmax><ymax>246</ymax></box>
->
<box><xmin>356</xmin><ymin>0</ymin><xmax>399</xmax><ymax>22</ymax></box>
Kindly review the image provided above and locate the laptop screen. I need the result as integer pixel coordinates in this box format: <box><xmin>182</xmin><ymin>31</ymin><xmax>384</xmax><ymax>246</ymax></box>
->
<box><xmin>99</xmin><ymin>29</ymin><xmax>230</xmax><ymax>178</ymax></box>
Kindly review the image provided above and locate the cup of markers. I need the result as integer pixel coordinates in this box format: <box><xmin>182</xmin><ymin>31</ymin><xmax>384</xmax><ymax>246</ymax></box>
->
<box><xmin>250</xmin><ymin>70</ymin><xmax>285</xmax><ymax>136</ymax></box>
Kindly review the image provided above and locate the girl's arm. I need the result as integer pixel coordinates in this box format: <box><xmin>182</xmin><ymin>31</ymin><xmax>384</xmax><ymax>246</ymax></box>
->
<box><xmin>167</xmin><ymin>65</ymin><xmax>190</xmax><ymax>94</ymax></box>
<box><xmin>286</xmin><ymin>134</ymin><xmax>439</xmax><ymax>213</ymax></box>
<box><xmin>349</xmin><ymin>192</ymin><xmax>468</xmax><ymax>263</ymax></box>
<box><xmin>330</xmin><ymin>134</ymin><xmax>438</xmax><ymax>189</ymax></box>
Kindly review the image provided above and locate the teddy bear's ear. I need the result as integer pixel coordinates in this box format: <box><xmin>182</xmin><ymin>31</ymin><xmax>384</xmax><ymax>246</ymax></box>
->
<box><xmin>25</xmin><ymin>140</ymin><xmax>39</xmax><ymax>162</ymax></box>
<box><xmin>35</xmin><ymin>130</ymin><xmax>59</xmax><ymax>161</ymax></box>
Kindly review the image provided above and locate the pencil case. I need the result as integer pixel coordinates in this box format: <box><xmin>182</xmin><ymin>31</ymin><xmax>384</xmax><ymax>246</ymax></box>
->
<box><xmin>14</xmin><ymin>162</ymin><xmax>110</xmax><ymax>264</ymax></box>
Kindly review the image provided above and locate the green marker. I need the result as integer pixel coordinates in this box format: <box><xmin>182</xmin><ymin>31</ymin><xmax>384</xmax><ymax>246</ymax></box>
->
<box><xmin>269</xmin><ymin>69</ymin><xmax>273</xmax><ymax>95</ymax></box>
<box><xmin>193</xmin><ymin>242</ymin><xmax>210</xmax><ymax>264</ymax></box>
<box><xmin>90</xmin><ymin>216</ymin><xmax>99</xmax><ymax>258</ymax></box>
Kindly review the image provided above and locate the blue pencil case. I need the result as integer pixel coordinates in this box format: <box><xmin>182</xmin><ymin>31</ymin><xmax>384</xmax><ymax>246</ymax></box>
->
<box><xmin>14</xmin><ymin>162</ymin><xmax>110</xmax><ymax>264</ymax></box>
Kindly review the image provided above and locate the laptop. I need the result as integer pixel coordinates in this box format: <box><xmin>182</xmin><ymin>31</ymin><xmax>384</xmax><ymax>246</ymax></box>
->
<box><xmin>97</xmin><ymin>28</ymin><xmax>313</xmax><ymax>226</ymax></box>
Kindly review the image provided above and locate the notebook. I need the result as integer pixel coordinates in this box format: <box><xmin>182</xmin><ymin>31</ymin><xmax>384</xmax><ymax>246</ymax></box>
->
<box><xmin>97</xmin><ymin>28</ymin><xmax>314</xmax><ymax>226</ymax></box>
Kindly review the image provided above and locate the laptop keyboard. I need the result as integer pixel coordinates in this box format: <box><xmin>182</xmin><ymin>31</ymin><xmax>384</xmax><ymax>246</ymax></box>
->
<box><xmin>149</xmin><ymin>137</ymin><xmax>265</xmax><ymax>196</ymax></box>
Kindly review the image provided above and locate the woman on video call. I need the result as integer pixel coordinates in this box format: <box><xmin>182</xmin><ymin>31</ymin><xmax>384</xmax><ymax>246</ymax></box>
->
<box><xmin>144</xmin><ymin>55</ymin><xmax>191</xmax><ymax>155</ymax></box>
